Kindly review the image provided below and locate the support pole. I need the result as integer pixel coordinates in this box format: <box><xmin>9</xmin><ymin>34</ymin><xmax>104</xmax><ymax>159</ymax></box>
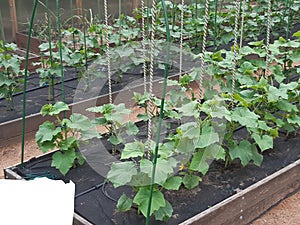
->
<box><xmin>9</xmin><ymin>0</ymin><xmax>18</xmax><ymax>40</ymax></box>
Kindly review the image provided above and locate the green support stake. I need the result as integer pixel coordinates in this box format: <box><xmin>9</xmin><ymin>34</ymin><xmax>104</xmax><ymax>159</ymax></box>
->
<box><xmin>145</xmin><ymin>0</ymin><xmax>171</xmax><ymax>224</ymax></box>
<box><xmin>56</xmin><ymin>0</ymin><xmax>66</xmax><ymax>106</ymax></box>
<box><xmin>119</xmin><ymin>0</ymin><xmax>122</xmax><ymax>45</ymax></box>
<box><xmin>284</xmin><ymin>0</ymin><xmax>291</xmax><ymax>39</ymax></box>
<box><xmin>97</xmin><ymin>0</ymin><xmax>101</xmax><ymax>19</ymax></box>
<box><xmin>213</xmin><ymin>0</ymin><xmax>218</xmax><ymax>50</ymax></box>
<box><xmin>21</xmin><ymin>0</ymin><xmax>39</xmax><ymax>165</ymax></box>
<box><xmin>0</xmin><ymin>10</ymin><xmax>6</xmax><ymax>45</ymax></box>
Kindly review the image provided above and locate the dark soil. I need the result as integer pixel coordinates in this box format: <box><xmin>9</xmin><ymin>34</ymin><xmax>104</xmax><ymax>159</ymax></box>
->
<box><xmin>10</xmin><ymin>121</ymin><xmax>300</xmax><ymax>225</ymax></box>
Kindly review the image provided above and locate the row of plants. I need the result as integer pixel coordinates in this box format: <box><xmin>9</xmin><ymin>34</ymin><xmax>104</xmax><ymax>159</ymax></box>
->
<box><xmin>0</xmin><ymin>41</ymin><xmax>23</xmax><ymax>110</ymax></box>
<box><xmin>34</xmin><ymin>30</ymin><xmax>300</xmax><ymax>221</ymax></box>
<box><xmin>1</xmin><ymin>0</ymin><xmax>299</xmax><ymax>109</ymax></box>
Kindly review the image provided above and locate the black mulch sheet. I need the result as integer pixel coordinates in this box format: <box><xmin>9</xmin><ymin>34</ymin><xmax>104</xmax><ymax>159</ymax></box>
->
<box><xmin>12</xmin><ymin>121</ymin><xmax>300</xmax><ymax>225</ymax></box>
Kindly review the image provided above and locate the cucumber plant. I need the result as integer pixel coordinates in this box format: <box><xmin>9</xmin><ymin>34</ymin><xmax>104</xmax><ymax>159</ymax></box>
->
<box><xmin>0</xmin><ymin>41</ymin><xmax>23</xmax><ymax>110</ymax></box>
<box><xmin>35</xmin><ymin>101</ymin><xmax>101</xmax><ymax>175</ymax></box>
<box><xmin>87</xmin><ymin>103</ymin><xmax>139</xmax><ymax>154</ymax></box>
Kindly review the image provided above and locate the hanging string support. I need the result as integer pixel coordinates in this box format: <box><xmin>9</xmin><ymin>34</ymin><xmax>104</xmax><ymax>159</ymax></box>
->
<box><xmin>198</xmin><ymin>0</ymin><xmax>210</xmax><ymax>102</ymax></box>
<box><xmin>104</xmin><ymin>0</ymin><xmax>112</xmax><ymax>104</ymax></box>
<box><xmin>231</xmin><ymin>0</ymin><xmax>241</xmax><ymax>108</ymax></box>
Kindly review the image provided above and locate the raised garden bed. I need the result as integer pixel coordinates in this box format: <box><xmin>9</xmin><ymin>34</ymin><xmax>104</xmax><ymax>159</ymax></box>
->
<box><xmin>4</xmin><ymin>126</ymin><xmax>300</xmax><ymax>225</ymax></box>
<box><xmin>2</xmin><ymin>2</ymin><xmax>300</xmax><ymax>224</ymax></box>
<box><xmin>15</xmin><ymin>32</ymin><xmax>42</xmax><ymax>55</ymax></box>
<box><xmin>0</xmin><ymin>65</ymin><xmax>183</xmax><ymax>142</ymax></box>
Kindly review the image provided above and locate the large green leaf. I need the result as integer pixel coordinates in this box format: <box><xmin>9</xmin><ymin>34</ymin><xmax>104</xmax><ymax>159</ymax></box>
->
<box><xmin>133</xmin><ymin>187</ymin><xmax>166</xmax><ymax>217</ymax></box>
<box><xmin>159</xmin><ymin>141</ymin><xmax>175</xmax><ymax>158</ymax></box>
<box><xmin>154</xmin><ymin>200</ymin><xmax>173</xmax><ymax>221</ymax></box>
<box><xmin>37</xmin><ymin>140</ymin><xmax>56</xmax><ymax>153</ymax></box>
<box><xmin>229</xmin><ymin>140</ymin><xmax>263</xmax><ymax>166</ymax></box>
<box><xmin>125</xmin><ymin>121</ymin><xmax>139</xmax><ymax>135</ymax></box>
<box><xmin>293</xmin><ymin>30</ymin><xmax>300</xmax><ymax>37</ymax></box>
<box><xmin>279</xmin><ymin>82</ymin><xmax>298</xmax><ymax>93</ymax></box>
<box><xmin>162</xmin><ymin>176</ymin><xmax>182</xmax><ymax>190</ymax></box>
<box><xmin>287</xmin><ymin>115</ymin><xmax>300</xmax><ymax>126</ymax></box>
<box><xmin>182</xmin><ymin>174</ymin><xmax>201</xmax><ymax>189</ymax></box>
<box><xmin>190</xmin><ymin>144</ymin><xmax>225</xmax><ymax>174</ymax></box>
<box><xmin>176</xmin><ymin>137</ymin><xmax>195</xmax><ymax>154</ymax></box>
<box><xmin>40</xmin><ymin>101</ymin><xmax>69</xmax><ymax>116</ymax></box>
<box><xmin>271</xmin><ymin>65</ymin><xmax>285</xmax><ymax>83</ymax></box>
<box><xmin>107</xmin><ymin>161</ymin><xmax>137</xmax><ymax>188</ymax></box>
<box><xmin>130</xmin><ymin>172</ymin><xmax>152</xmax><ymax>187</ymax></box>
<box><xmin>87</xmin><ymin>104</ymin><xmax>113</xmax><ymax>114</ymax></box>
<box><xmin>80</xmin><ymin>129</ymin><xmax>102</xmax><ymax>139</ymax></box>
<box><xmin>140</xmin><ymin>158</ymin><xmax>177</xmax><ymax>185</ymax></box>
<box><xmin>238</xmin><ymin>61</ymin><xmax>257</xmax><ymax>75</ymax></box>
<box><xmin>51</xmin><ymin>149</ymin><xmax>76</xmax><ymax>175</ymax></box>
<box><xmin>210</xmin><ymin>105</ymin><xmax>231</xmax><ymax>121</ymax></box>
<box><xmin>252</xmin><ymin>133</ymin><xmax>273</xmax><ymax>152</ymax></box>
<box><xmin>267</xmin><ymin>86</ymin><xmax>288</xmax><ymax>102</ymax></box>
<box><xmin>57</xmin><ymin>136</ymin><xmax>77</xmax><ymax>151</ymax></box>
<box><xmin>0</xmin><ymin>76</ymin><xmax>16</xmax><ymax>87</ymax></box>
<box><xmin>195</xmin><ymin>126</ymin><xmax>219</xmax><ymax>149</ymax></box>
<box><xmin>108</xmin><ymin>135</ymin><xmax>122</xmax><ymax>145</ymax></box>
<box><xmin>111</xmin><ymin>103</ymin><xmax>131</xmax><ymax>123</ymax></box>
<box><xmin>277</xmin><ymin>100</ymin><xmax>298</xmax><ymax>112</ymax></box>
<box><xmin>231</xmin><ymin>107</ymin><xmax>260</xmax><ymax>128</ymax></box>
<box><xmin>35</xmin><ymin>121</ymin><xmax>62</xmax><ymax>143</ymax></box>
<box><xmin>176</xmin><ymin>100</ymin><xmax>199</xmax><ymax>118</ymax></box>
<box><xmin>117</xmin><ymin>194</ymin><xmax>132</xmax><ymax>212</ymax></box>
<box><xmin>68</xmin><ymin>113</ymin><xmax>93</xmax><ymax>130</ymax></box>
<box><xmin>121</xmin><ymin>141</ymin><xmax>145</xmax><ymax>159</ymax></box>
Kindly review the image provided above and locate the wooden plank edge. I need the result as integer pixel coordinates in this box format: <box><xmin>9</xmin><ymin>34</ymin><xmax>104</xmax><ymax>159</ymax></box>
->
<box><xmin>4</xmin><ymin>165</ymin><xmax>94</xmax><ymax>225</ymax></box>
<box><xmin>73</xmin><ymin>213</ymin><xmax>94</xmax><ymax>225</ymax></box>
<box><xmin>4</xmin><ymin>151</ymin><xmax>300</xmax><ymax>225</ymax></box>
<box><xmin>180</xmin><ymin>159</ymin><xmax>300</xmax><ymax>225</ymax></box>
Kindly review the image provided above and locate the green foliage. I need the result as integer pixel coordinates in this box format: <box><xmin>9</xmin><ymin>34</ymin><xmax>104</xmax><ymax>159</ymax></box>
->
<box><xmin>35</xmin><ymin>101</ymin><xmax>100</xmax><ymax>175</ymax></box>
<box><xmin>87</xmin><ymin>103</ymin><xmax>138</xmax><ymax>154</ymax></box>
<box><xmin>29</xmin><ymin>3</ymin><xmax>300</xmax><ymax>223</ymax></box>
<box><xmin>0</xmin><ymin>41</ymin><xmax>23</xmax><ymax>110</ymax></box>
<box><xmin>117</xmin><ymin>194</ymin><xmax>133</xmax><ymax>212</ymax></box>
<box><xmin>107</xmin><ymin>161</ymin><xmax>138</xmax><ymax>188</ymax></box>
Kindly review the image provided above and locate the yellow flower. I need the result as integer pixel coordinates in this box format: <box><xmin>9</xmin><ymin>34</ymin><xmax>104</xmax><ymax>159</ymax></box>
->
<box><xmin>179</xmin><ymin>163</ymin><xmax>185</xmax><ymax>171</ymax></box>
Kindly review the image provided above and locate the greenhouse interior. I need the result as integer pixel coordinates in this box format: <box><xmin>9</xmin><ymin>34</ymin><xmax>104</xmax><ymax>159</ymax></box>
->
<box><xmin>0</xmin><ymin>0</ymin><xmax>300</xmax><ymax>225</ymax></box>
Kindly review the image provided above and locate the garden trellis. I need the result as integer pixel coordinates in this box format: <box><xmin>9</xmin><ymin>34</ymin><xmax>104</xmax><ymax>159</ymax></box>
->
<box><xmin>1</xmin><ymin>0</ymin><xmax>300</xmax><ymax>225</ymax></box>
